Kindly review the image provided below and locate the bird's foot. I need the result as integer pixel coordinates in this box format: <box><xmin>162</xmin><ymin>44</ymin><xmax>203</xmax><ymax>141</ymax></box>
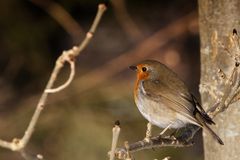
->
<box><xmin>170</xmin><ymin>135</ymin><xmax>177</xmax><ymax>140</ymax></box>
<box><xmin>169</xmin><ymin>129</ymin><xmax>178</xmax><ymax>140</ymax></box>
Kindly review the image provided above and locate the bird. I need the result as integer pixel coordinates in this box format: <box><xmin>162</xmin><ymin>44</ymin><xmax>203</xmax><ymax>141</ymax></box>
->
<box><xmin>129</xmin><ymin>59</ymin><xmax>224</xmax><ymax>145</ymax></box>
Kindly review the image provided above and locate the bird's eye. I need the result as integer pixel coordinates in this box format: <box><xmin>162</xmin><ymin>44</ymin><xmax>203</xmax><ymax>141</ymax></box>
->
<box><xmin>142</xmin><ymin>67</ymin><xmax>147</xmax><ymax>72</ymax></box>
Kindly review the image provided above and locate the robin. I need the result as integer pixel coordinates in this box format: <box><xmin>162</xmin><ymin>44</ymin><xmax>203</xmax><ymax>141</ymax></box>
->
<box><xmin>129</xmin><ymin>59</ymin><xmax>223</xmax><ymax>145</ymax></box>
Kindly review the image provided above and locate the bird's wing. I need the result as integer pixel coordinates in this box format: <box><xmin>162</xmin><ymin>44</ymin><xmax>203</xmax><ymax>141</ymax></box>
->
<box><xmin>142</xmin><ymin>80</ymin><xmax>200</xmax><ymax>126</ymax></box>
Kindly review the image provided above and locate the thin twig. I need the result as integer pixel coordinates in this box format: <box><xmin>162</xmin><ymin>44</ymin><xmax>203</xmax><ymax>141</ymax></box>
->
<box><xmin>110</xmin><ymin>121</ymin><xmax>121</xmax><ymax>160</ymax></box>
<box><xmin>114</xmin><ymin>135</ymin><xmax>193</xmax><ymax>160</ymax></box>
<box><xmin>45</xmin><ymin>51</ymin><xmax>76</xmax><ymax>93</ymax></box>
<box><xmin>0</xmin><ymin>3</ymin><xmax>106</xmax><ymax>152</ymax></box>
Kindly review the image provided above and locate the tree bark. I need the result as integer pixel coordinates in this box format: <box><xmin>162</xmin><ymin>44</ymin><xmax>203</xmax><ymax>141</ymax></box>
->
<box><xmin>199</xmin><ymin>0</ymin><xmax>240</xmax><ymax>160</ymax></box>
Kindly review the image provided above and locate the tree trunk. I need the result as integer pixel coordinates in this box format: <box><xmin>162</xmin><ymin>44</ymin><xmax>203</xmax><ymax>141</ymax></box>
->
<box><xmin>199</xmin><ymin>0</ymin><xmax>240</xmax><ymax>160</ymax></box>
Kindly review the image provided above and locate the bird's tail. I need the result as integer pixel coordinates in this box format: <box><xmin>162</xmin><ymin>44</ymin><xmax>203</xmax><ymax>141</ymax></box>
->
<box><xmin>195</xmin><ymin>113</ymin><xmax>224</xmax><ymax>145</ymax></box>
<box><xmin>202</xmin><ymin>121</ymin><xmax>224</xmax><ymax>145</ymax></box>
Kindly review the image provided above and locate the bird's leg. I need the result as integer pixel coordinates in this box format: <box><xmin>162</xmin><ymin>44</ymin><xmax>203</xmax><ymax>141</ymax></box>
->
<box><xmin>169</xmin><ymin>128</ymin><xmax>180</xmax><ymax>140</ymax></box>
<box><xmin>144</xmin><ymin>122</ymin><xmax>152</xmax><ymax>142</ymax></box>
<box><xmin>160</xmin><ymin>122</ymin><xmax>173</xmax><ymax>136</ymax></box>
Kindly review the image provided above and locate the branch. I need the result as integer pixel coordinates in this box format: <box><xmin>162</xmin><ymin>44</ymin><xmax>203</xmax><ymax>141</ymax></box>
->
<box><xmin>0</xmin><ymin>3</ymin><xmax>106</xmax><ymax>153</ymax></box>
<box><xmin>109</xmin><ymin>121</ymin><xmax>121</xmax><ymax>160</ymax></box>
<box><xmin>113</xmin><ymin>125</ymin><xmax>197</xmax><ymax>160</ymax></box>
<box><xmin>45</xmin><ymin>52</ymin><xmax>76</xmax><ymax>93</ymax></box>
<box><xmin>115</xmin><ymin>136</ymin><xmax>193</xmax><ymax>160</ymax></box>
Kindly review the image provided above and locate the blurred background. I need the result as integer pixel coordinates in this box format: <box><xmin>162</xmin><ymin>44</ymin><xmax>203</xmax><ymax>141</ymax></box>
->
<box><xmin>0</xmin><ymin>0</ymin><xmax>201</xmax><ymax>159</ymax></box>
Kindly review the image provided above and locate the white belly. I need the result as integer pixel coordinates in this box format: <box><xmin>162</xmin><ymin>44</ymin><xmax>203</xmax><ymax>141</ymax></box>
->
<box><xmin>135</xmin><ymin>83</ymin><xmax>186</xmax><ymax>129</ymax></box>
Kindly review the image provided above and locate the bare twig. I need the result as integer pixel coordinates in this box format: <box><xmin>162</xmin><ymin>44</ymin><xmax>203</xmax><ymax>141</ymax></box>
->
<box><xmin>45</xmin><ymin>51</ymin><xmax>76</xmax><ymax>93</ymax></box>
<box><xmin>30</xmin><ymin>0</ymin><xmax>84</xmax><ymax>42</ymax></box>
<box><xmin>114</xmin><ymin>135</ymin><xmax>193</xmax><ymax>160</ymax></box>
<box><xmin>0</xmin><ymin>3</ymin><xmax>106</xmax><ymax>152</ymax></box>
<box><xmin>110</xmin><ymin>121</ymin><xmax>121</xmax><ymax>160</ymax></box>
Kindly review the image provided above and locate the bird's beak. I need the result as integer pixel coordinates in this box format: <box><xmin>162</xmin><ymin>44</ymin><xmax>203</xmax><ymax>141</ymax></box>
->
<box><xmin>129</xmin><ymin>65</ymin><xmax>137</xmax><ymax>71</ymax></box>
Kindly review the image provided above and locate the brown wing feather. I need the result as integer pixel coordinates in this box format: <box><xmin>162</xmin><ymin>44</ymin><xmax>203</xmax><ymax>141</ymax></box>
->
<box><xmin>142</xmin><ymin>80</ymin><xmax>201</xmax><ymax>126</ymax></box>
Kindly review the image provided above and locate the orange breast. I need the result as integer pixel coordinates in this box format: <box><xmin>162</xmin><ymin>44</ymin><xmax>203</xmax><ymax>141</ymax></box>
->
<box><xmin>134</xmin><ymin>71</ymin><xmax>149</xmax><ymax>101</ymax></box>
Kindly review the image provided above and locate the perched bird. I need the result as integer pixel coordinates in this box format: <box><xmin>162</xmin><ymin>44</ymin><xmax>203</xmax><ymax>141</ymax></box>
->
<box><xmin>129</xmin><ymin>59</ymin><xmax>223</xmax><ymax>145</ymax></box>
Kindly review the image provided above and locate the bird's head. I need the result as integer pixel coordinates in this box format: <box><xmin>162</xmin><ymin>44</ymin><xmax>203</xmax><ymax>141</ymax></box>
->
<box><xmin>129</xmin><ymin>60</ymin><xmax>163</xmax><ymax>80</ymax></box>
